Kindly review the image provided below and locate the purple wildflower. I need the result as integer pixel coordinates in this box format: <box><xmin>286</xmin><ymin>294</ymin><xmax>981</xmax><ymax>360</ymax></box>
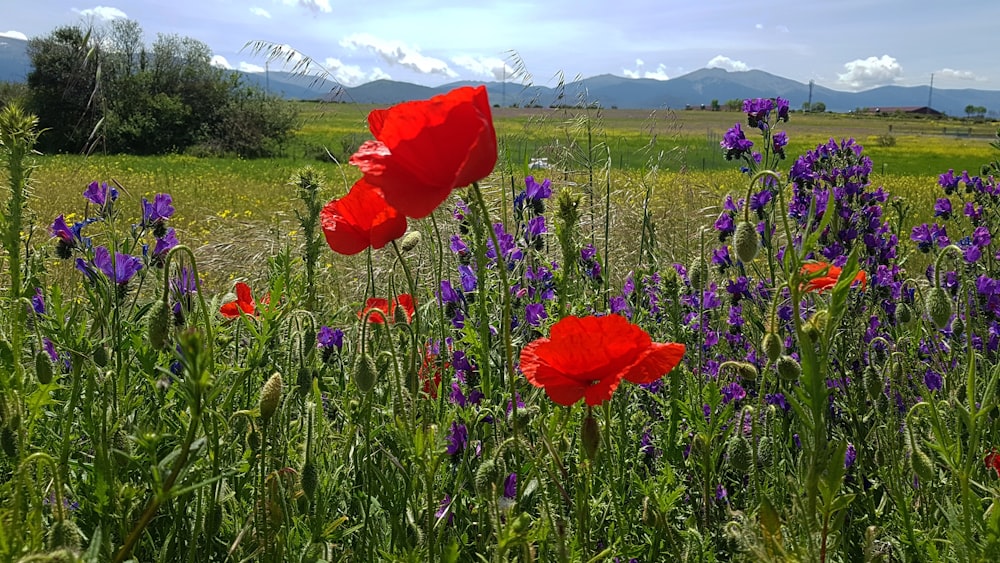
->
<box><xmin>317</xmin><ymin>326</ymin><xmax>344</xmax><ymax>350</ymax></box>
<box><xmin>844</xmin><ymin>443</ymin><xmax>856</xmax><ymax>469</ymax></box>
<box><xmin>83</xmin><ymin>181</ymin><xmax>117</xmax><ymax>208</ymax></box>
<box><xmin>93</xmin><ymin>246</ymin><xmax>143</xmax><ymax>285</ymax></box>
<box><xmin>142</xmin><ymin>193</ymin><xmax>175</xmax><ymax>226</ymax></box>
<box><xmin>525</xmin><ymin>302</ymin><xmax>547</xmax><ymax>327</ymax></box>
<box><xmin>31</xmin><ymin>287</ymin><xmax>45</xmax><ymax>315</ymax></box>
<box><xmin>446</xmin><ymin>421</ymin><xmax>468</xmax><ymax>456</ymax></box>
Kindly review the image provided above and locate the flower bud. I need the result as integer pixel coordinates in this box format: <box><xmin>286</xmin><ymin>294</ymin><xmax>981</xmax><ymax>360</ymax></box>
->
<box><xmin>46</xmin><ymin>519</ymin><xmax>82</xmax><ymax>552</ymax></box>
<box><xmin>911</xmin><ymin>442</ymin><xmax>935</xmax><ymax>483</ymax></box>
<box><xmin>147</xmin><ymin>299</ymin><xmax>171</xmax><ymax>351</ymax></box>
<box><xmin>776</xmin><ymin>355</ymin><xmax>801</xmax><ymax>381</ymax></box>
<box><xmin>895</xmin><ymin>302</ymin><xmax>913</xmax><ymax>326</ymax></box>
<box><xmin>734</xmin><ymin>362</ymin><xmax>759</xmax><ymax>381</ymax></box>
<box><xmin>733</xmin><ymin>220</ymin><xmax>759</xmax><ymax>264</ymax></box>
<box><xmin>689</xmin><ymin>257</ymin><xmax>708</xmax><ymax>291</ymax></box>
<box><xmin>353</xmin><ymin>352</ymin><xmax>377</xmax><ymax>394</ymax></box>
<box><xmin>951</xmin><ymin>316</ymin><xmax>964</xmax><ymax>339</ymax></box>
<box><xmin>1</xmin><ymin>426</ymin><xmax>16</xmax><ymax>457</ymax></box>
<box><xmin>296</xmin><ymin>366</ymin><xmax>313</xmax><ymax>398</ymax></box>
<box><xmin>35</xmin><ymin>351</ymin><xmax>53</xmax><ymax>385</ymax></box>
<box><xmin>581</xmin><ymin>414</ymin><xmax>600</xmax><ymax>462</ymax></box>
<box><xmin>727</xmin><ymin>435</ymin><xmax>752</xmax><ymax>472</ymax></box>
<box><xmin>92</xmin><ymin>343</ymin><xmax>108</xmax><ymax>368</ymax></box>
<box><xmin>301</xmin><ymin>461</ymin><xmax>318</xmax><ymax>501</ymax></box>
<box><xmin>761</xmin><ymin>332</ymin><xmax>782</xmax><ymax>364</ymax></box>
<box><xmin>400</xmin><ymin>230</ymin><xmax>422</xmax><ymax>253</ymax></box>
<box><xmin>925</xmin><ymin>287</ymin><xmax>952</xmax><ymax>330</ymax></box>
<box><xmin>864</xmin><ymin>365</ymin><xmax>883</xmax><ymax>402</ymax></box>
<box><xmin>259</xmin><ymin>372</ymin><xmax>283</xmax><ymax>423</ymax></box>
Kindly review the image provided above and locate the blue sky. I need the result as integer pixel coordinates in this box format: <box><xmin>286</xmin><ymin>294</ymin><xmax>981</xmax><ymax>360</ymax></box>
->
<box><xmin>4</xmin><ymin>0</ymin><xmax>998</xmax><ymax>92</ymax></box>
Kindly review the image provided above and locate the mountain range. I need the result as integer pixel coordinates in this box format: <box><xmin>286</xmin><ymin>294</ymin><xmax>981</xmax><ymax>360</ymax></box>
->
<box><xmin>3</xmin><ymin>36</ymin><xmax>999</xmax><ymax>117</ymax></box>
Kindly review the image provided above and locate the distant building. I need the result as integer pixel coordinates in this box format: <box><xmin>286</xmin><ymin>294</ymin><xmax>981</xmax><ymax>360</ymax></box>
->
<box><xmin>863</xmin><ymin>106</ymin><xmax>944</xmax><ymax>116</ymax></box>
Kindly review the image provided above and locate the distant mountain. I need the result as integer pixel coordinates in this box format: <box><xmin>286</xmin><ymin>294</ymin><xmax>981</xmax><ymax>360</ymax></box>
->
<box><xmin>3</xmin><ymin>35</ymin><xmax>999</xmax><ymax>117</ymax></box>
<box><xmin>0</xmin><ymin>37</ymin><xmax>30</xmax><ymax>83</ymax></box>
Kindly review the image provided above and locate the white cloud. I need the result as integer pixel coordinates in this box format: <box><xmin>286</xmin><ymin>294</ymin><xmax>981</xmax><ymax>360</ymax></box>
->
<box><xmin>210</xmin><ymin>55</ymin><xmax>233</xmax><ymax>69</ymax></box>
<box><xmin>451</xmin><ymin>55</ymin><xmax>515</xmax><ymax>81</ymax></box>
<box><xmin>0</xmin><ymin>30</ymin><xmax>28</xmax><ymax>41</ymax></box>
<box><xmin>707</xmin><ymin>55</ymin><xmax>749</xmax><ymax>72</ymax></box>
<box><xmin>239</xmin><ymin>62</ymin><xmax>266</xmax><ymax>73</ymax></box>
<box><xmin>75</xmin><ymin>6</ymin><xmax>128</xmax><ymax>20</ymax></box>
<box><xmin>623</xmin><ymin>59</ymin><xmax>669</xmax><ymax>80</ymax></box>
<box><xmin>341</xmin><ymin>33</ymin><xmax>457</xmax><ymax>77</ymax></box>
<box><xmin>369</xmin><ymin>67</ymin><xmax>390</xmax><ymax>81</ymax></box>
<box><xmin>937</xmin><ymin>68</ymin><xmax>980</xmax><ymax>81</ymax></box>
<box><xmin>278</xmin><ymin>0</ymin><xmax>332</xmax><ymax>14</ymax></box>
<box><xmin>250</xmin><ymin>7</ymin><xmax>272</xmax><ymax>18</ymax></box>
<box><xmin>755</xmin><ymin>23</ymin><xmax>763</xmax><ymax>30</ymax></box>
<box><xmin>837</xmin><ymin>55</ymin><xmax>903</xmax><ymax>89</ymax></box>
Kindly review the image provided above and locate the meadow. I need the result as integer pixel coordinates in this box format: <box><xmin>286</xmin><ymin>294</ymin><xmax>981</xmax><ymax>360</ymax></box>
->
<box><xmin>2</xmin><ymin>92</ymin><xmax>1000</xmax><ymax>562</ymax></box>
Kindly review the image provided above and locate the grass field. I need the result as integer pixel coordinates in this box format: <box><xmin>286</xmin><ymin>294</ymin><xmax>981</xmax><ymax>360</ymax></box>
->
<box><xmin>19</xmin><ymin>103</ymin><xmax>1000</xmax><ymax>299</ymax></box>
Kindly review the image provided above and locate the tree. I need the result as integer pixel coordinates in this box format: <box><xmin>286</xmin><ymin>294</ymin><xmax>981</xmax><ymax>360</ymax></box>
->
<box><xmin>812</xmin><ymin>101</ymin><xmax>826</xmax><ymax>113</ymax></box>
<box><xmin>25</xmin><ymin>21</ymin><xmax>296</xmax><ymax>156</ymax></box>
<box><xmin>26</xmin><ymin>26</ymin><xmax>101</xmax><ymax>153</ymax></box>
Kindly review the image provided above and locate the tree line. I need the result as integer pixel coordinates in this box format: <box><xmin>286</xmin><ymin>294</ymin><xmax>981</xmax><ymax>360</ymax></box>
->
<box><xmin>8</xmin><ymin>20</ymin><xmax>297</xmax><ymax>157</ymax></box>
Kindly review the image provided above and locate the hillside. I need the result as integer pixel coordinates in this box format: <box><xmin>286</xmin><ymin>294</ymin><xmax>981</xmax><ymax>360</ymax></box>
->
<box><xmin>2</xmin><ymin>36</ymin><xmax>999</xmax><ymax>116</ymax></box>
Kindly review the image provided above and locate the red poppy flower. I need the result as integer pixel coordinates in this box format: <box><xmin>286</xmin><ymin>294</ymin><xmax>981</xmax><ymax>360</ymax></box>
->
<box><xmin>349</xmin><ymin>85</ymin><xmax>497</xmax><ymax>219</ymax></box>
<box><xmin>320</xmin><ymin>178</ymin><xmax>407</xmax><ymax>255</ymax></box>
<box><xmin>520</xmin><ymin>314</ymin><xmax>686</xmax><ymax>407</ymax></box>
<box><xmin>986</xmin><ymin>448</ymin><xmax>1000</xmax><ymax>478</ymax></box>
<box><xmin>418</xmin><ymin>347</ymin><xmax>450</xmax><ymax>399</ymax></box>
<box><xmin>358</xmin><ymin>294</ymin><xmax>416</xmax><ymax>324</ymax></box>
<box><xmin>219</xmin><ymin>282</ymin><xmax>257</xmax><ymax>318</ymax></box>
<box><xmin>800</xmin><ymin>261</ymin><xmax>867</xmax><ymax>293</ymax></box>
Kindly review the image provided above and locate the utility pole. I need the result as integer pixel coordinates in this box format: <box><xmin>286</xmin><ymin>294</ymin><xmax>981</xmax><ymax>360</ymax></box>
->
<box><xmin>265</xmin><ymin>61</ymin><xmax>270</xmax><ymax>95</ymax></box>
<box><xmin>808</xmin><ymin>79</ymin><xmax>814</xmax><ymax>111</ymax></box>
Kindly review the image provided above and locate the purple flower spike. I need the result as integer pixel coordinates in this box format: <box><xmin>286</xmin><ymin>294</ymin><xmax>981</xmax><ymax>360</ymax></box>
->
<box><xmin>446</xmin><ymin>421</ymin><xmax>468</xmax><ymax>456</ymax></box>
<box><xmin>94</xmin><ymin>246</ymin><xmax>143</xmax><ymax>285</ymax></box>
<box><xmin>31</xmin><ymin>287</ymin><xmax>45</xmax><ymax>315</ymax></box>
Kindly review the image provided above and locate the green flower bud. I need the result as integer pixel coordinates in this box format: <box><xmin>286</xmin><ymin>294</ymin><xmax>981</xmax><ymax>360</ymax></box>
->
<box><xmin>400</xmin><ymin>230</ymin><xmax>422</xmax><ymax>252</ymax></box>
<box><xmin>35</xmin><ymin>351</ymin><xmax>53</xmax><ymax>385</ymax></box>
<box><xmin>925</xmin><ymin>287</ymin><xmax>952</xmax><ymax>330</ymax></box>
<box><xmin>728</xmin><ymin>435</ymin><xmax>752</xmax><ymax>472</ymax></box>
<box><xmin>147</xmin><ymin>299</ymin><xmax>171</xmax><ymax>351</ymax></box>
<box><xmin>733</xmin><ymin>220</ymin><xmax>759</xmax><ymax>264</ymax></box>
<box><xmin>951</xmin><ymin>316</ymin><xmax>964</xmax><ymax>339</ymax></box>
<box><xmin>895</xmin><ymin>302</ymin><xmax>913</xmax><ymax>326</ymax></box>
<box><xmin>92</xmin><ymin>344</ymin><xmax>108</xmax><ymax>368</ymax></box>
<box><xmin>864</xmin><ymin>365</ymin><xmax>883</xmax><ymax>403</ymax></box>
<box><xmin>301</xmin><ymin>461</ymin><xmax>318</xmax><ymax>501</ymax></box>
<box><xmin>1</xmin><ymin>426</ymin><xmax>16</xmax><ymax>457</ymax></box>
<box><xmin>762</xmin><ymin>332</ymin><xmax>783</xmax><ymax>364</ymax></box>
<box><xmin>296</xmin><ymin>366</ymin><xmax>313</xmax><ymax>397</ymax></box>
<box><xmin>259</xmin><ymin>372</ymin><xmax>283</xmax><ymax>423</ymax></box>
<box><xmin>46</xmin><ymin>519</ymin><xmax>81</xmax><ymax>552</ymax></box>
<box><xmin>689</xmin><ymin>257</ymin><xmax>708</xmax><ymax>291</ymax></box>
<box><xmin>776</xmin><ymin>355</ymin><xmax>801</xmax><ymax>381</ymax></box>
<box><xmin>911</xmin><ymin>442</ymin><xmax>935</xmax><ymax>483</ymax></box>
<box><xmin>353</xmin><ymin>352</ymin><xmax>377</xmax><ymax>394</ymax></box>
<box><xmin>581</xmin><ymin>414</ymin><xmax>600</xmax><ymax>462</ymax></box>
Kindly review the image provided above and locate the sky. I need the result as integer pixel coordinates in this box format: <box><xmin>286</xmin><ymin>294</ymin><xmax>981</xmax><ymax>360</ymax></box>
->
<box><xmin>3</xmin><ymin>0</ymin><xmax>999</xmax><ymax>92</ymax></box>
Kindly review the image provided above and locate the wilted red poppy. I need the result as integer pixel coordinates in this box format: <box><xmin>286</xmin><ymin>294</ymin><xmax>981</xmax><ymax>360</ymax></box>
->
<box><xmin>418</xmin><ymin>347</ymin><xmax>450</xmax><ymax>399</ymax></box>
<box><xmin>800</xmin><ymin>261</ymin><xmax>867</xmax><ymax>293</ymax></box>
<box><xmin>349</xmin><ymin>86</ymin><xmax>497</xmax><ymax>219</ymax></box>
<box><xmin>219</xmin><ymin>282</ymin><xmax>257</xmax><ymax>318</ymax></box>
<box><xmin>986</xmin><ymin>448</ymin><xmax>1000</xmax><ymax>478</ymax></box>
<box><xmin>321</xmin><ymin>178</ymin><xmax>407</xmax><ymax>255</ymax></box>
<box><xmin>358</xmin><ymin>294</ymin><xmax>415</xmax><ymax>324</ymax></box>
<box><xmin>520</xmin><ymin>314</ymin><xmax>686</xmax><ymax>407</ymax></box>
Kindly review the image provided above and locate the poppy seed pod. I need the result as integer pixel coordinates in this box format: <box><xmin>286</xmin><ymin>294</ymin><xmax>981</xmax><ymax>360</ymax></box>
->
<box><xmin>776</xmin><ymin>355</ymin><xmax>801</xmax><ymax>381</ymax></box>
<box><xmin>951</xmin><ymin>316</ymin><xmax>964</xmax><ymax>339</ymax></box>
<box><xmin>924</xmin><ymin>287</ymin><xmax>951</xmax><ymax>330</ymax></box>
<box><xmin>353</xmin><ymin>352</ymin><xmax>377</xmax><ymax>394</ymax></box>
<box><xmin>92</xmin><ymin>343</ymin><xmax>108</xmax><ymax>368</ymax></box>
<box><xmin>296</xmin><ymin>366</ymin><xmax>313</xmax><ymax>398</ymax></box>
<box><xmin>259</xmin><ymin>372</ymin><xmax>283</xmax><ymax>423</ymax></box>
<box><xmin>147</xmin><ymin>299</ymin><xmax>171</xmax><ymax>350</ymax></box>
<box><xmin>734</xmin><ymin>362</ymin><xmax>759</xmax><ymax>381</ymax></box>
<box><xmin>400</xmin><ymin>230</ymin><xmax>422</xmax><ymax>252</ymax></box>
<box><xmin>582</xmin><ymin>414</ymin><xmax>600</xmax><ymax>461</ymax></box>
<box><xmin>35</xmin><ymin>351</ymin><xmax>53</xmax><ymax>385</ymax></box>
<box><xmin>864</xmin><ymin>365</ymin><xmax>884</xmax><ymax>402</ymax></box>
<box><xmin>733</xmin><ymin>220</ymin><xmax>759</xmax><ymax>263</ymax></box>
<box><xmin>761</xmin><ymin>332</ymin><xmax>783</xmax><ymax>364</ymax></box>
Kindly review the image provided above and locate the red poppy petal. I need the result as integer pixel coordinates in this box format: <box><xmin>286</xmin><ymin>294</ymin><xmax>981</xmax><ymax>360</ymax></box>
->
<box><xmin>235</xmin><ymin>282</ymin><xmax>254</xmax><ymax>307</ymax></box>
<box><xmin>583</xmin><ymin>374</ymin><xmax>625</xmax><ymax>407</ymax></box>
<box><xmin>359</xmin><ymin>298</ymin><xmax>391</xmax><ymax>323</ymax></box>
<box><xmin>219</xmin><ymin>301</ymin><xmax>240</xmax><ymax>319</ymax></box>
<box><xmin>536</xmin><ymin>315</ymin><xmax>649</xmax><ymax>383</ymax></box>
<box><xmin>353</xmin><ymin>86</ymin><xmax>497</xmax><ymax>219</ymax></box>
<box><xmin>624</xmin><ymin>342</ymin><xmax>687</xmax><ymax>384</ymax></box>
<box><xmin>321</xmin><ymin>179</ymin><xmax>407</xmax><ymax>255</ymax></box>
